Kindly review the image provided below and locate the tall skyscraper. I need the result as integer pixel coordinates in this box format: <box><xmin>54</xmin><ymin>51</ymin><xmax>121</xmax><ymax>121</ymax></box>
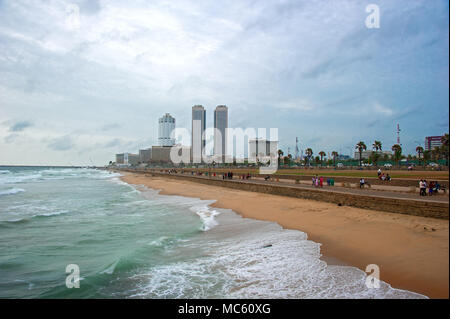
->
<box><xmin>158</xmin><ymin>113</ymin><xmax>175</xmax><ymax>146</ymax></box>
<box><xmin>214</xmin><ymin>105</ymin><xmax>228</xmax><ymax>161</ymax></box>
<box><xmin>191</xmin><ymin>105</ymin><xmax>206</xmax><ymax>163</ymax></box>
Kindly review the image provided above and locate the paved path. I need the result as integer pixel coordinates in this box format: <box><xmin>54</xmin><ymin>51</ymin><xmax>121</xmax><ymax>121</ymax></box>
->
<box><xmin>157</xmin><ymin>172</ymin><xmax>449</xmax><ymax>204</ymax></box>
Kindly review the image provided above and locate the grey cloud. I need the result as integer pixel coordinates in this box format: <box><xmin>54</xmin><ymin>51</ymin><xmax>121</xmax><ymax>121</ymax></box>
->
<box><xmin>76</xmin><ymin>0</ymin><xmax>102</xmax><ymax>15</ymax></box>
<box><xmin>4</xmin><ymin>134</ymin><xmax>19</xmax><ymax>143</ymax></box>
<box><xmin>9</xmin><ymin>120</ymin><xmax>33</xmax><ymax>132</ymax></box>
<box><xmin>101</xmin><ymin>123</ymin><xmax>121</xmax><ymax>131</ymax></box>
<box><xmin>104</xmin><ymin>138</ymin><xmax>124</xmax><ymax>148</ymax></box>
<box><xmin>47</xmin><ymin>135</ymin><xmax>74</xmax><ymax>151</ymax></box>
<box><xmin>302</xmin><ymin>54</ymin><xmax>373</xmax><ymax>79</ymax></box>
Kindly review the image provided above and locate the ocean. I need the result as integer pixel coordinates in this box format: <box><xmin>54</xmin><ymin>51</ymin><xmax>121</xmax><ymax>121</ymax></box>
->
<box><xmin>0</xmin><ymin>166</ymin><xmax>426</xmax><ymax>299</ymax></box>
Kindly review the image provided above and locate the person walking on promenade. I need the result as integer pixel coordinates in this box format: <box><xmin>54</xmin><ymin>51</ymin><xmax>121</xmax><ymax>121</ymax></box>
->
<box><xmin>420</xmin><ymin>180</ymin><xmax>427</xmax><ymax>196</ymax></box>
<box><xmin>360</xmin><ymin>178</ymin><xmax>365</xmax><ymax>188</ymax></box>
<box><xmin>378</xmin><ymin>168</ymin><xmax>382</xmax><ymax>178</ymax></box>
<box><xmin>429</xmin><ymin>181</ymin><xmax>434</xmax><ymax>196</ymax></box>
<box><xmin>315</xmin><ymin>175</ymin><xmax>319</xmax><ymax>187</ymax></box>
<box><xmin>319</xmin><ymin>176</ymin><xmax>324</xmax><ymax>188</ymax></box>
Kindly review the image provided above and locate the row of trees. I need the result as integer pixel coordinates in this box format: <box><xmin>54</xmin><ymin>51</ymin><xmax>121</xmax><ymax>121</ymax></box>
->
<box><xmin>415</xmin><ymin>133</ymin><xmax>449</xmax><ymax>166</ymax></box>
<box><xmin>354</xmin><ymin>140</ymin><xmax>403</xmax><ymax>166</ymax></box>
<box><xmin>354</xmin><ymin>135</ymin><xmax>449</xmax><ymax>167</ymax></box>
<box><xmin>277</xmin><ymin>133</ymin><xmax>449</xmax><ymax>167</ymax></box>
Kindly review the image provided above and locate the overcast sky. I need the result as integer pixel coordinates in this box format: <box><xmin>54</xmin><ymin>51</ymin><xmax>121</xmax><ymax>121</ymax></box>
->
<box><xmin>0</xmin><ymin>0</ymin><xmax>448</xmax><ymax>165</ymax></box>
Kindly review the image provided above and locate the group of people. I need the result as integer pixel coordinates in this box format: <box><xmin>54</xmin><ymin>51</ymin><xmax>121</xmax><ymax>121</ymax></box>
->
<box><xmin>223</xmin><ymin>172</ymin><xmax>234</xmax><ymax>180</ymax></box>
<box><xmin>377</xmin><ymin>169</ymin><xmax>391</xmax><ymax>181</ymax></box>
<box><xmin>312</xmin><ymin>175</ymin><xmax>324</xmax><ymax>188</ymax></box>
<box><xmin>419</xmin><ymin>180</ymin><xmax>441</xmax><ymax>196</ymax></box>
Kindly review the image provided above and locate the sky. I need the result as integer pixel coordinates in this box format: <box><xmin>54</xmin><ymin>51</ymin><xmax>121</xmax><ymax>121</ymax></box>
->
<box><xmin>0</xmin><ymin>0</ymin><xmax>448</xmax><ymax>166</ymax></box>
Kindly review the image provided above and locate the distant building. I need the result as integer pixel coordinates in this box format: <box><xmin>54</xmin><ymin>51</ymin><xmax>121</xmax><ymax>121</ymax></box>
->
<box><xmin>115</xmin><ymin>153</ymin><xmax>125</xmax><ymax>164</ymax></box>
<box><xmin>214</xmin><ymin>105</ymin><xmax>228</xmax><ymax>161</ymax></box>
<box><xmin>425</xmin><ymin>136</ymin><xmax>444</xmax><ymax>151</ymax></box>
<box><xmin>125</xmin><ymin>153</ymin><xmax>140</xmax><ymax>165</ymax></box>
<box><xmin>158</xmin><ymin>113</ymin><xmax>175</xmax><ymax>147</ymax></box>
<box><xmin>336</xmin><ymin>154</ymin><xmax>351</xmax><ymax>160</ymax></box>
<box><xmin>151</xmin><ymin>146</ymin><xmax>172</xmax><ymax>163</ymax></box>
<box><xmin>354</xmin><ymin>150</ymin><xmax>392</xmax><ymax>160</ymax></box>
<box><xmin>191</xmin><ymin>105</ymin><xmax>206</xmax><ymax>162</ymax></box>
<box><xmin>139</xmin><ymin>148</ymin><xmax>152</xmax><ymax>163</ymax></box>
<box><xmin>249</xmin><ymin>139</ymin><xmax>278</xmax><ymax>162</ymax></box>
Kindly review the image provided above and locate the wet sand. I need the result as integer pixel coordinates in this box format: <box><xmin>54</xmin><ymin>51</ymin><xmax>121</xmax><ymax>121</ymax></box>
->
<box><xmin>121</xmin><ymin>173</ymin><xmax>449</xmax><ymax>299</ymax></box>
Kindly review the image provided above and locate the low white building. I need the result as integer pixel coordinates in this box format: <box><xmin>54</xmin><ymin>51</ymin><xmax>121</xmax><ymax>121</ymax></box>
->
<box><xmin>354</xmin><ymin>150</ymin><xmax>392</xmax><ymax>160</ymax></box>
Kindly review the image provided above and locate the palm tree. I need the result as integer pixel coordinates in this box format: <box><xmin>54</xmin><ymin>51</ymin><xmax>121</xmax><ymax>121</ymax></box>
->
<box><xmin>277</xmin><ymin>149</ymin><xmax>284</xmax><ymax>167</ymax></box>
<box><xmin>432</xmin><ymin>146</ymin><xmax>440</xmax><ymax>162</ymax></box>
<box><xmin>305</xmin><ymin>148</ymin><xmax>313</xmax><ymax>166</ymax></box>
<box><xmin>331</xmin><ymin>151</ymin><xmax>339</xmax><ymax>168</ymax></box>
<box><xmin>371</xmin><ymin>141</ymin><xmax>382</xmax><ymax>167</ymax></box>
<box><xmin>391</xmin><ymin>144</ymin><xmax>402</xmax><ymax>166</ymax></box>
<box><xmin>416</xmin><ymin>146</ymin><xmax>424</xmax><ymax>166</ymax></box>
<box><xmin>286</xmin><ymin>154</ymin><xmax>293</xmax><ymax>167</ymax></box>
<box><xmin>423</xmin><ymin>150</ymin><xmax>431</xmax><ymax>165</ymax></box>
<box><xmin>373</xmin><ymin>140</ymin><xmax>382</xmax><ymax>151</ymax></box>
<box><xmin>355</xmin><ymin>141</ymin><xmax>367</xmax><ymax>167</ymax></box>
<box><xmin>318</xmin><ymin>151</ymin><xmax>326</xmax><ymax>166</ymax></box>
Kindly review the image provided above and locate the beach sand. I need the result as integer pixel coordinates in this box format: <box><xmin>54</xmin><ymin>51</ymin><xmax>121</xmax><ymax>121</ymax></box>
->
<box><xmin>121</xmin><ymin>173</ymin><xmax>449</xmax><ymax>299</ymax></box>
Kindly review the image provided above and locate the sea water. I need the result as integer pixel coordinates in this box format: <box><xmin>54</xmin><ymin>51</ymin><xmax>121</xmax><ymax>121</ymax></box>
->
<box><xmin>0</xmin><ymin>167</ymin><xmax>426</xmax><ymax>299</ymax></box>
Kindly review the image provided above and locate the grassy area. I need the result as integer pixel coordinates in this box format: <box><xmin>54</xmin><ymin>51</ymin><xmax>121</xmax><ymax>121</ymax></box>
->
<box><xmin>182</xmin><ymin>167</ymin><xmax>449</xmax><ymax>180</ymax></box>
<box><xmin>278</xmin><ymin>170</ymin><xmax>449</xmax><ymax>179</ymax></box>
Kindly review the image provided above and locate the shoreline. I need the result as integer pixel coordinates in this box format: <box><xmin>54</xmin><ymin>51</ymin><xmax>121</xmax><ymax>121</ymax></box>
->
<box><xmin>120</xmin><ymin>172</ymin><xmax>449</xmax><ymax>299</ymax></box>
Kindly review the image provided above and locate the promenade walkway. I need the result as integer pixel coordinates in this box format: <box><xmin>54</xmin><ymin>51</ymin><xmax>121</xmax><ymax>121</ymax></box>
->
<box><xmin>144</xmin><ymin>170</ymin><xmax>449</xmax><ymax>204</ymax></box>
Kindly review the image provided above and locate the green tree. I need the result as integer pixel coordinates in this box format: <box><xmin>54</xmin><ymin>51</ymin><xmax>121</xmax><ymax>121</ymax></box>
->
<box><xmin>305</xmin><ymin>148</ymin><xmax>313</xmax><ymax>166</ymax></box>
<box><xmin>391</xmin><ymin>144</ymin><xmax>402</xmax><ymax>166</ymax></box>
<box><xmin>441</xmin><ymin>133</ymin><xmax>449</xmax><ymax>166</ymax></box>
<box><xmin>314</xmin><ymin>156</ymin><xmax>320</xmax><ymax>165</ymax></box>
<box><xmin>423</xmin><ymin>150</ymin><xmax>431</xmax><ymax>165</ymax></box>
<box><xmin>318</xmin><ymin>151</ymin><xmax>326</xmax><ymax>166</ymax></box>
<box><xmin>432</xmin><ymin>146</ymin><xmax>441</xmax><ymax>162</ymax></box>
<box><xmin>331</xmin><ymin>151</ymin><xmax>339</xmax><ymax>168</ymax></box>
<box><xmin>277</xmin><ymin>149</ymin><xmax>284</xmax><ymax>168</ymax></box>
<box><xmin>373</xmin><ymin>140</ymin><xmax>382</xmax><ymax>151</ymax></box>
<box><xmin>371</xmin><ymin>140</ymin><xmax>382</xmax><ymax>166</ymax></box>
<box><xmin>416</xmin><ymin>146</ymin><xmax>424</xmax><ymax>167</ymax></box>
<box><xmin>355</xmin><ymin>141</ymin><xmax>367</xmax><ymax>167</ymax></box>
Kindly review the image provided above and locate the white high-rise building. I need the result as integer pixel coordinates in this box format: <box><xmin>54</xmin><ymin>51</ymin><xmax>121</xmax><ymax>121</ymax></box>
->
<box><xmin>158</xmin><ymin>113</ymin><xmax>175</xmax><ymax>147</ymax></box>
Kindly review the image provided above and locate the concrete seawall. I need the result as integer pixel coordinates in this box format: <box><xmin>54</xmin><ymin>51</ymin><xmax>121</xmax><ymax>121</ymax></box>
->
<box><xmin>120</xmin><ymin>169</ymin><xmax>449</xmax><ymax>220</ymax></box>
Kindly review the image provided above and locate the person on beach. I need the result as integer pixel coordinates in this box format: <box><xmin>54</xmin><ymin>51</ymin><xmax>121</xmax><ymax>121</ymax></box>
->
<box><xmin>360</xmin><ymin>178</ymin><xmax>365</xmax><ymax>188</ymax></box>
<box><xmin>377</xmin><ymin>168</ymin><xmax>382</xmax><ymax>178</ymax></box>
<box><xmin>422</xmin><ymin>180</ymin><xmax>428</xmax><ymax>196</ymax></box>
<box><xmin>315</xmin><ymin>176</ymin><xmax>319</xmax><ymax>187</ymax></box>
<box><xmin>419</xmin><ymin>180</ymin><xmax>425</xmax><ymax>196</ymax></box>
<box><xmin>435</xmin><ymin>181</ymin><xmax>440</xmax><ymax>194</ymax></box>
<box><xmin>386</xmin><ymin>174</ymin><xmax>391</xmax><ymax>181</ymax></box>
<box><xmin>429</xmin><ymin>181</ymin><xmax>434</xmax><ymax>196</ymax></box>
<box><xmin>319</xmin><ymin>176</ymin><xmax>324</xmax><ymax>188</ymax></box>
<box><xmin>312</xmin><ymin>177</ymin><xmax>316</xmax><ymax>186</ymax></box>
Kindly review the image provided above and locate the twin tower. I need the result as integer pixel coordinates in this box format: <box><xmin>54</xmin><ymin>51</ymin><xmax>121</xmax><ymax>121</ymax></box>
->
<box><xmin>158</xmin><ymin>105</ymin><xmax>228</xmax><ymax>158</ymax></box>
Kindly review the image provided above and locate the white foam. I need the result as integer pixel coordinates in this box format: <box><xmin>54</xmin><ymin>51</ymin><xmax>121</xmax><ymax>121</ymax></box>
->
<box><xmin>0</xmin><ymin>173</ymin><xmax>42</xmax><ymax>184</ymax></box>
<box><xmin>0</xmin><ymin>188</ymin><xmax>25</xmax><ymax>196</ymax></box>
<box><xmin>192</xmin><ymin>206</ymin><xmax>221</xmax><ymax>231</ymax></box>
<box><xmin>129</xmin><ymin>213</ymin><xmax>427</xmax><ymax>299</ymax></box>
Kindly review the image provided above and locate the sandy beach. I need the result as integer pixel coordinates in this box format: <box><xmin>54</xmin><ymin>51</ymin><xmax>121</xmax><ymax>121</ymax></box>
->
<box><xmin>121</xmin><ymin>172</ymin><xmax>449</xmax><ymax>299</ymax></box>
